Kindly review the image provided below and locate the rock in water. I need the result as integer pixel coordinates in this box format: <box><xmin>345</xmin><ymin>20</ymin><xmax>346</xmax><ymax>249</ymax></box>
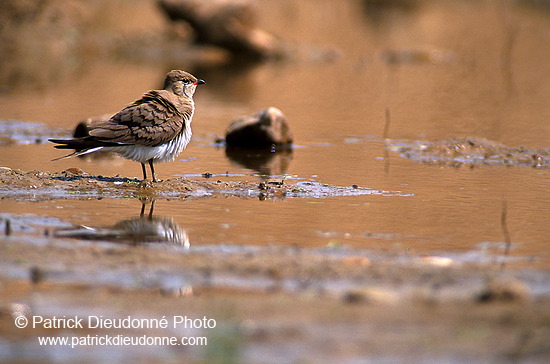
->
<box><xmin>225</xmin><ymin>107</ymin><xmax>293</xmax><ymax>150</ymax></box>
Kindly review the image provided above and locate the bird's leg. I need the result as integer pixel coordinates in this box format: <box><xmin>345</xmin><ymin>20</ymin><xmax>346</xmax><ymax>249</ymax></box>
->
<box><xmin>148</xmin><ymin>200</ymin><xmax>155</xmax><ymax>219</ymax></box>
<box><xmin>139</xmin><ymin>198</ymin><xmax>154</xmax><ymax>219</ymax></box>
<box><xmin>141</xmin><ymin>163</ymin><xmax>148</xmax><ymax>181</ymax></box>
<box><xmin>149</xmin><ymin>160</ymin><xmax>158</xmax><ymax>182</ymax></box>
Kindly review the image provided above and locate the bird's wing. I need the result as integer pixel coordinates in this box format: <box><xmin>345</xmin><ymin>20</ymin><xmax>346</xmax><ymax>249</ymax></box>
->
<box><xmin>89</xmin><ymin>91</ymin><xmax>192</xmax><ymax>147</ymax></box>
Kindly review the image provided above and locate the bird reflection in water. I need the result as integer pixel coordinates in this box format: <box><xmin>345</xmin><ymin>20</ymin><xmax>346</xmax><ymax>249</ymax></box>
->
<box><xmin>54</xmin><ymin>200</ymin><xmax>189</xmax><ymax>248</ymax></box>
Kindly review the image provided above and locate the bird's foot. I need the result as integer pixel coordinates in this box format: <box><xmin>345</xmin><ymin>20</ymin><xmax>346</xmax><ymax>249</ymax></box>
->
<box><xmin>139</xmin><ymin>178</ymin><xmax>163</xmax><ymax>187</ymax></box>
<box><xmin>139</xmin><ymin>179</ymin><xmax>155</xmax><ymax>188</ymax></box>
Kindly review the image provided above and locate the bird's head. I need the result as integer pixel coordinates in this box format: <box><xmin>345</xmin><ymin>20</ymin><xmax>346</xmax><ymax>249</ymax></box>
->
<box><xmin>164</xmin><ymin>70</ymin><xmax>205</xmax><ymax>98</ymax></box>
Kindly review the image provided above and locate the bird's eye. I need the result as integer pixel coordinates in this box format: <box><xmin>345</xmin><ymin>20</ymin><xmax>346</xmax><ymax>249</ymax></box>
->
<box><xmin>182</xmin><ymin>79</ymin><xmax>191</xmax><ymax>84</ymax></box>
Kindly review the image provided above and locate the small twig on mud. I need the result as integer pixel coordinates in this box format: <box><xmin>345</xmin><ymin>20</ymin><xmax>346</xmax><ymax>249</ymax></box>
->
<box><xmin>383</xmin><ymin>107</ymin><xmax>391</xmax><ymax>140</ymax></box>
<box><xmin>4</xmin><ymin>219</ymin><xmax>12</xmax><ymax>236</ymax></box>
<box><xmin>497</xmin><ymin>0</ymin><xmax>518</xmax><ymax>98</ymax></box>
<box><xmin>500</xmin><ymin>198</ymin><xmax>512</xmax><ymax>269</ymax></box>
<box><xmin>383</xmin><ymin>108</ymin><xmax>391</xmax><ymax>175</ymax></box>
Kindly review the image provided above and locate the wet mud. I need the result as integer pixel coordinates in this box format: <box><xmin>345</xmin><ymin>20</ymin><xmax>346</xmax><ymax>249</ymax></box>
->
<box><xmin>0</xmin><ymin>120</ymin><xmax>67</xmax><ymax>147</ymax></box>
<box><xmin>390</xmin><ymin>137</ymin><xmax>550</xmax><ymax>169</ymax></box>
<box><xmin>1</xmin><ymin>164</ymin><xmax>550</xmax><ymax>362</ymax></box>
<box><xmin>2</xmin><ymin>213</ymin><xmax>550</xmax><ymax>363</ymax></box>
<box><xmin>0</xmin><ymin>167</ymin><xmax>384</xmax><ymax>202</ymax></box>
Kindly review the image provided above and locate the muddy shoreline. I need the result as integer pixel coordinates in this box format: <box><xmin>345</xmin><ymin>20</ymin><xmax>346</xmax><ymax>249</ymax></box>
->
<box><xmin>389</xmin><ymin>137</ymin><xmax>550</xmax><ymax>169</ymax></box>
<box><xmin>1</xmin><ymin>166</ymin><xmax>550</xmax><ymax>363</ymax></box>
<box><xmin>0</xmin><ymin>167</ymin><xmax>392</xmax><ymax>202</ymax></box>
<box><xmin>2</xmin><ymin>220</ymin><xmax>550</xmax><ymax>363</ymax></box>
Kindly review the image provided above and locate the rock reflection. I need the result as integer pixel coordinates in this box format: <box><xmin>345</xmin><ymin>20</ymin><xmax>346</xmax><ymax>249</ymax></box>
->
<box><xmin>225</xmin><ymin>148</ymin><xmax>293</xmax><ymax>178</ymax></box>
<box><xmin>55</xmin><ymin>200</ymin><xmax>189</xmax><ymax>247</ymax></box>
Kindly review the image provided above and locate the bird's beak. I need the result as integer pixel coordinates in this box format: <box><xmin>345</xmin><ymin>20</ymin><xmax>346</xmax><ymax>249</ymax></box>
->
<box><xmin>194</xmin><ymin>79</ymin><xmax>206</xmax><ymax>86</ymax></box>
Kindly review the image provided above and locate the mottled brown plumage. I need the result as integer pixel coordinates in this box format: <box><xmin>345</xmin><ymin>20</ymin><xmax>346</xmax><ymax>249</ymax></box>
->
<box><xmin>50</xmin><ymin>70</ymin><xmax>205</xmax><ymax>182</ymax></box>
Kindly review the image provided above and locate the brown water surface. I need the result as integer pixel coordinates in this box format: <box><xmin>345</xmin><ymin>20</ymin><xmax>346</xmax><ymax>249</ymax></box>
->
<box><xmin>1</xmin><ymin>0</ymin><xmax>549</xmax><ymax>266</ymax></box>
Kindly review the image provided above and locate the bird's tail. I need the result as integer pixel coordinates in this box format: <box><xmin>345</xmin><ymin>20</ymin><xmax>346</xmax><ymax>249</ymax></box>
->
<box><xmin>48</xmin><ymin>138</ymin><xmax>106</xmax><ymax>161</ymax></box>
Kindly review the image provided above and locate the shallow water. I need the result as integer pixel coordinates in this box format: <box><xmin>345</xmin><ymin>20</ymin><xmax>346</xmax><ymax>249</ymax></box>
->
<box><xmin>1</xmin><ymin>0</ymin><xmax>550</xmax><ymax>270</ymax></box>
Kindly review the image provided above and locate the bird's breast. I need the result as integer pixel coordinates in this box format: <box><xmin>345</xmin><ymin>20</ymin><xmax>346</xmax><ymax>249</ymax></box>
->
<box><xmin>106</xmin><ymin>126</ymin><xmax>192</xmax><ymax>164</ymax></box>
